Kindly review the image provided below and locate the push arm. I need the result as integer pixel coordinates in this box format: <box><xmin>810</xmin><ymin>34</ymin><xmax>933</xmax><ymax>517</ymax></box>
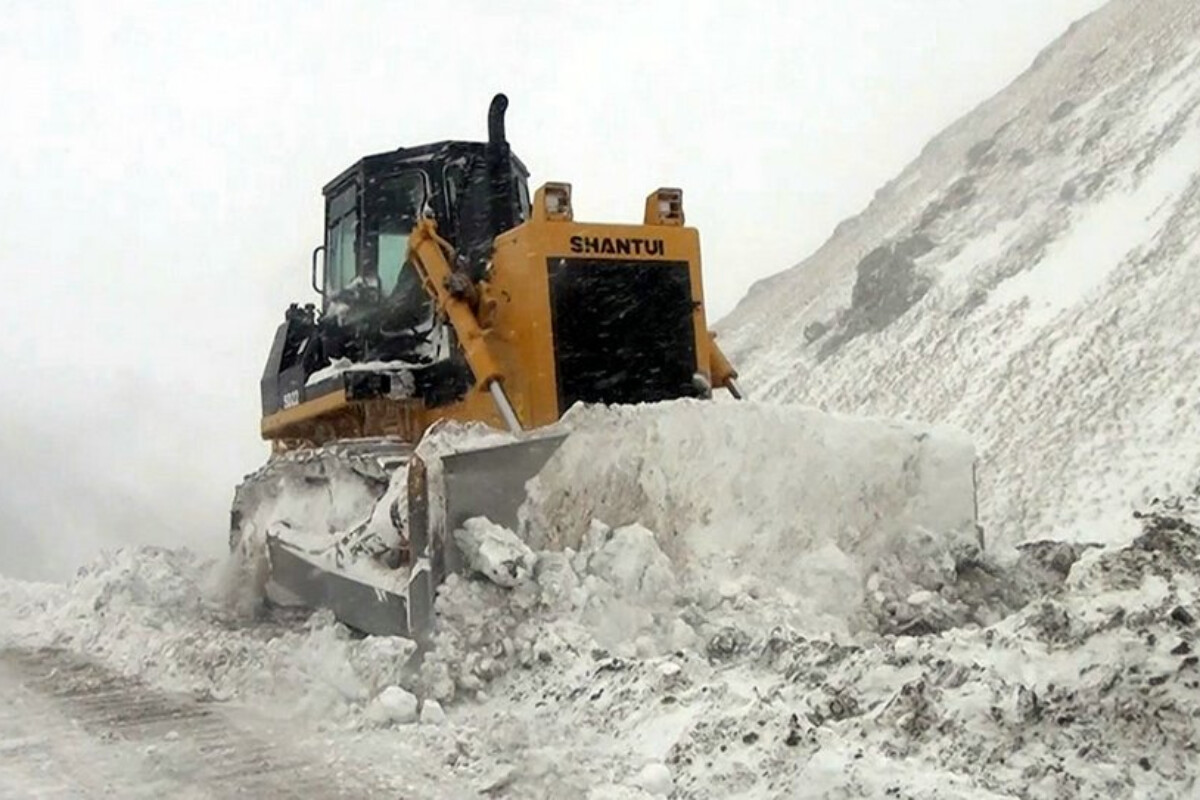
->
<box><xmin>406</xmin><ymin>219</ymin><xmax>522</xmax><ymax>432</ymax></box>
<box><xmin>708</xmin><ymin>334</ymin><xmax>745</xmax><ymax>399</ymax></box>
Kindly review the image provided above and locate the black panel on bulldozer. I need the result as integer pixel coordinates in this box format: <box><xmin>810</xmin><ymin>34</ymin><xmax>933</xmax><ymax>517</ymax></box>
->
<box><xmin>547</xmin><ymin>258</ymin><xmax>699</xmax><ymax>413</ymax></box>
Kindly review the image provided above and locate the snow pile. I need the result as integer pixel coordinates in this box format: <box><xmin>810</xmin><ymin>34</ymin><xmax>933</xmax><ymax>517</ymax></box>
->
<box><xmin>718</xmin><ymin>0</ymin><xmax>1200</xmax><ymax>552</ymax></box>
<box><xmin>3</xmin><ymin>481</ymin><xmax>1200</xmax><ymax>796</ymax></box>
<box><xmin>0</xmin><ymin>547</ymin><xmax>418</xmax><ymax>726</ymax></box>
<box><xmin>230</xmin><ymin>390</ymin><xmax>983</xmax><ymax>651</ymax></box>
<box><xmin>519</xmin><ymin>400</ymin><xmax>982</xmax><ymax>638</ymax></box>
<box><xmin>63</xmin><ymin>398</ymin><xmax>992</xmax><ymax>719</ymax></box>
<box><xmin>414</xmin><ymin>516</ymin><xmax>694</xmax><ymax>706</ymax></box>
<box><xmin>229</xmin><ymin>445</ymin><xmax>394</xmax><ymax>604</ymax></box>
<box><xmin>426</xmin><ymin>488</ymin><xmax>1200</xmax><ymax>799</ymax></box>
<box><xmin>226</xmin><ymin>419</ymin><xmax>521</xmax><ymax>602</ymax></box>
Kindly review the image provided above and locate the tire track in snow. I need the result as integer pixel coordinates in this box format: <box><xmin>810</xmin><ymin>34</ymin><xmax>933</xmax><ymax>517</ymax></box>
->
<box><xmin>0</xmin><ymin>647</ymin><xmax>392</xmax><ymax>799</ymax></box>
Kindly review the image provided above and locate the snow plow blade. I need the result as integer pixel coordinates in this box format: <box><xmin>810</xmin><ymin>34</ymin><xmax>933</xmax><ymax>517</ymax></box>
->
<box><xmin>236</xmin><ymin>401</ymin><xmax>978</xmax><ymax>642</ymax></box>
<box><xmin>265</xmin><ymin>536</ymin><xmax>413</xmax><ymax>638</ymax></box>
<box><xmin>248</xmin><ymin>433</ymin><xmax>568</xmax><ymax>640</ymax></box>
<box><xmin>406</xmin><ymin>433</ymin><xmax>569</xmax><ymax>637</ymax></box>
<box><xmin>410</xmin><ymin>434</ymin><xmax>569</xmax><ymax>580</ymax></box>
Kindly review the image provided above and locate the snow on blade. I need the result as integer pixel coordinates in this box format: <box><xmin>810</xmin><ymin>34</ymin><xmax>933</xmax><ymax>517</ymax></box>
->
<box><xmin>517</xmin><ymin>399</ymin><xmax>980</xmax><ymax>638</ymax></box>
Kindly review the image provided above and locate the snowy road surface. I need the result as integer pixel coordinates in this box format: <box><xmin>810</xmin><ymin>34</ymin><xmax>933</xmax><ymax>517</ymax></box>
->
<box><xmin>0</xmin><ymin>647</ymin><xmax>390</xmax><ymax>799</ymax></box>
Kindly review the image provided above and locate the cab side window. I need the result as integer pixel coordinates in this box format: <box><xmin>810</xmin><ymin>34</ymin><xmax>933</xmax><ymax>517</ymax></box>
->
<box><xmin>325</xmin><ymin>185</ymin><xmax>358</xmax><ymax>297</ymax></box>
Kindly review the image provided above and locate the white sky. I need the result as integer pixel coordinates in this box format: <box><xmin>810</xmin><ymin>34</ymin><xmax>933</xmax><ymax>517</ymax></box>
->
<box><xmin>0</xmin><ymin>0</ymin><xmax>1106</xmax><ymax>578</ymax></box>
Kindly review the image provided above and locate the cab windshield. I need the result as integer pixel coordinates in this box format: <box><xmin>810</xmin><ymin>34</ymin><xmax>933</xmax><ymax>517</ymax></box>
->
<box><xmin>366</xmin><ymin>172</ymin><xmax>427</xmax><ymax>295</ymax></box>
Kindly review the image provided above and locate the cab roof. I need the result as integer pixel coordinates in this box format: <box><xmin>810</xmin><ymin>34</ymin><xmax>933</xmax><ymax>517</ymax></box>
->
<box><xmin>322</xmin><ymin>140</ymin><xmax>530</xmax><ymax>198</ymax></box>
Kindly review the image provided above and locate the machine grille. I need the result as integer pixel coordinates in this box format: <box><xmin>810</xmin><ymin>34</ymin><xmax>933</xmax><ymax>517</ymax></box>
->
<box><xmin>547</xmin><ymin>258</ymin><xmax>698</xmax><ymax>413</ymax></box>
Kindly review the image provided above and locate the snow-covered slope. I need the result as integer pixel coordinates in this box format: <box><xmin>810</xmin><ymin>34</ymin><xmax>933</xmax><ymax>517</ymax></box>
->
<box><xmin>719</xmin><ymin>0</ymin><xmax>1200</xmax><ymax>551</ymax></box>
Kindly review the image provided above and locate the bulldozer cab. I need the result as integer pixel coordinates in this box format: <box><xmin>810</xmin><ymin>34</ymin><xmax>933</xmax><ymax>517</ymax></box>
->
<box><xmin>316</xmin><ymin>132</ymin><xmax>532</xmax><ymax>311</ymax></box>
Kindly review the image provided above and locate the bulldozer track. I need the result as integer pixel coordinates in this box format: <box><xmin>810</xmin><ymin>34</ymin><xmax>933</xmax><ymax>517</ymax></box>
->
<box><xmin>0</xmin><ymin>647</ymin><xmax>394</xmax><ymax>799</ymax></box>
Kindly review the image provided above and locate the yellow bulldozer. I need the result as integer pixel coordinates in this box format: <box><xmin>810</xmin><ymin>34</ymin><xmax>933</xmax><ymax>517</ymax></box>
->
<box><xmin>230</xmin><ymin>94</ymin><xmax>979</xmax><ymax>642</ymax></box>
<box><xmin>230</xmin><ymin>94</ymin><xmax>746</xmax><ymax>639</ymax></box>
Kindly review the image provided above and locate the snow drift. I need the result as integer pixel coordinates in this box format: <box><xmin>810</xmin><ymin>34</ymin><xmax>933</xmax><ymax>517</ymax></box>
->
<box><xmin>514</xmin><ymin>400</ymin><xmax>980</xmax><ymax>638</ymax></box>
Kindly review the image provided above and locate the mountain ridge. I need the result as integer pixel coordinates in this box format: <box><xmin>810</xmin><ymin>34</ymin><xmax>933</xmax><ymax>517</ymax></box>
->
<box><xmin>719</xmin><ymin>0</ymin><xmax>1200</xmax><ymax>550</ymax></box>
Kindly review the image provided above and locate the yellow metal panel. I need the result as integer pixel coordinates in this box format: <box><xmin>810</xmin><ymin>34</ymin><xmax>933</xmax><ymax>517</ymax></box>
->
<box><xmin>261</xmin><ymin>211</ymin><xmax>720</xmax><ymax>445</ymax></box>
<box><xmin>486</xmin><ymin>216</ymin><xmax>713</xmax><ymax>427</ymax></box>
<box><xmin>261</xmin><ymin>389</ymin><xmax>350</xmax><ymax>439</ymax></box>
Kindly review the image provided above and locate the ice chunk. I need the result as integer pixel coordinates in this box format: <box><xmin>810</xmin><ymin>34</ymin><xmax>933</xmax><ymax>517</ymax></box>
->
<box><xmin>582</xmin><ymin>523</ymin><xmax>677</xmax><ymax>603</ymax></box>
<box><xmin>907</xmin><ymin>590</ymin><xmax>936</xmax><ymax>606</ymax></box>
<box><xmin>365</xmin><ymin>686</ymin><xmax>418</xmax><ymax>726</ymax></box>
<box><xmin>533</xmin><ymin>551</ymin><xmax>580</xmax><ymax>609</ymax></box>
<box><xmin>419</xmin><ymin>698</ymin><xmax>446</xmax><ymax>725</ymax></box>
<box><xmin>454</xmin><ymin>518</ymin><xmax>536</xmax><ymax>588</ymax></box>
<box><xmin>632</xmin><ymin>762</ymin><xmax>674</xmax><ymax>796</ymax></box>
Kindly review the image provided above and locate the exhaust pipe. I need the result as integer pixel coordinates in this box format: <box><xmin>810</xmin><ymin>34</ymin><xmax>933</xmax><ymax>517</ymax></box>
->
<box><xmin>460</xmin><ymin>93</ymin><xmax>516</xmax><ymax>280</ymax></box>
<box><xmin>484</xmin><ymin>93</ymin><xmax>516</xmax><ymax>257</ymax></box>
<box><xmin>488</xmin><ymin>93</ymin><xmax>509</xmax><ymax>146</ymax></box>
